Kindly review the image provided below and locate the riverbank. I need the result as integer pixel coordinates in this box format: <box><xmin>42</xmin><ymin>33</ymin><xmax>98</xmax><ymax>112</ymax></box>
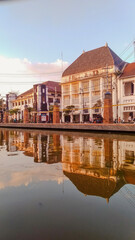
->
<box><xmin>0</xmin><ymin>123</ymin><xmax>135</xmax><ymax>133</ymax></box>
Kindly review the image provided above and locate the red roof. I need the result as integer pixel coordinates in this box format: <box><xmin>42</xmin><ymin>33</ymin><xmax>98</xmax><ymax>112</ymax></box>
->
<box><xmin>120</xmin><ymin>63</ymin><xmax>135</xmax><ymax>78</ymax></box>
<box><xmin>17</xmin><ymin>81</ymin><xmax>61</xmax><ymax>98</ymax></box>
<box><xmin>18</xmin><ymin>88</ymin><xmax>33</xmax><ymax>98</ymax></box>
<box><xmin>42</xmin><ymin>81</ymin><xmax>61</xmax><ymax>93</ymax></box>
<box><xmin>62</xmin><ymin>45</ymin><xmax>125</xmax><ymax>77</ymax></box>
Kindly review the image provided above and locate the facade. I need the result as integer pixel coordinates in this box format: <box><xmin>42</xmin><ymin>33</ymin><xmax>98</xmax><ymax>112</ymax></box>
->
<box><xmin>6</xmin><ymin>81</ymin><xmax>61</xmax><ymax>123</ymax></box>
<box><xmin>61</xmin><ymin>44</ymin><xmax>126</xmax><ymax>123</ymax></box>
<box><xmin>118</xmin><ymin>63</ymin><xmax>135</xmax><ymax>122</ymax></box>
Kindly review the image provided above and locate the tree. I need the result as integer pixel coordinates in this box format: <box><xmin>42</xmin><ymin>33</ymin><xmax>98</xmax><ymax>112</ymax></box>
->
<box><xmin>49</xmin><ymin>105</ymin><xmax>54</xmax><ymax>112</ymax></box>
<box><xmin>93</xmin><ymin>100</ymin><xmax>102</xmax><ymax>109</ymax></box>
<box><xmin>9</xmin><ymin>108</ymin><xmax>19</xmax><ymax>115</ymax></box>
<box><xmin>0</xmin><ymin>98</ymin><xmax>5</xmax><ymax>111</ymax></box>
<box><xmin>63</xmin><ymin>105</ymin><xmax>75</xmax><ymax>115</ymax></box>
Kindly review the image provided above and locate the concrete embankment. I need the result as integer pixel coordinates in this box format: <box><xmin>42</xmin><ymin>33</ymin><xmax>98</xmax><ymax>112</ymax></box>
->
<box><xmin>0</xmin><ymin>123</ymin><xmax>135</xmax><ymax>133</ymax></box>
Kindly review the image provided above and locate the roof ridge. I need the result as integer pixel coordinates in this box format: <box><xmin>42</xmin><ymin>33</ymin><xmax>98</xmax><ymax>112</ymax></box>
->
<box><xmin>108</xmin><ymin>47</ymin><xmax>125</xmax><ymax>68</ymax></box>
<box><xmin>107</xmin><ymin>46</ymin><xmax>115</xmax><ymax>65</ymax></box>
<box><xmin>83</xmin><ymin>45</ymin><xmax>106</xmax><ymax>54</ymax></box>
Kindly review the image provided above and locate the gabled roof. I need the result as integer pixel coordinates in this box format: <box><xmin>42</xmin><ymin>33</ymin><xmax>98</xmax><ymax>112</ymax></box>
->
<box><xmin>62</xmin><ymin>45</ymin><xmax>126</xmax><ymax>77</ymax></box>
<box><xmin>120</xmin><ymin>62</ymin><xmax>135</xmax><ymax>78</ymax></box>
<box><xmin>18</xmin><ymin>88</ymin><xmax>33</xmax><ymax>98</ymax></box>
<box><xmin>64</xmin><ymin>171</ymin><xmax>125</xmax><ymax>199</ymax></box>
<box><xmin>17</xmin><ymin>81</ymin><xmax>61</xmax><ymax>98</ymax></box>
<box><xmin>42</xmin><ymin>81</ymin><xmax>61</xmax><ymax>93</ymax></box>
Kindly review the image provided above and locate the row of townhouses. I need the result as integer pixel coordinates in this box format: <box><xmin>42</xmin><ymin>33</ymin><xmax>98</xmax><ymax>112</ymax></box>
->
<box><xmin>6</xmin><ymin>81</ymin><xmax>61</xmax><ymax>123</ymax></box>
<box><xmin>4</xmin><ymin>43</ymin><xmax>135</xmax><ymax>123</ymax></box>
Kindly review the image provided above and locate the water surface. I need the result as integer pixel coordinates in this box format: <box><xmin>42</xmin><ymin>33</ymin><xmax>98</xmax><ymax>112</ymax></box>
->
<box><xmin>0</xmin><ymin>129</ymin><xmax>135</xmax><ymax>240</ymax></box>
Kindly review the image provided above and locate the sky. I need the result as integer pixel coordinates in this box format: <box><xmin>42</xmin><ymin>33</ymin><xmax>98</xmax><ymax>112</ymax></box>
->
<box><xmin>0</xmin><ymin>0</ymin><xmax>135</xmax><ymax>96</ymax></box>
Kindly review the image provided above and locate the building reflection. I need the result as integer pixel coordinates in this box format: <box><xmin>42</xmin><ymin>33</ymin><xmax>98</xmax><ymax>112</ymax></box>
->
<box><xmin>0</xmin><ymin>129</ymin><xmax>135</xmax><ymax>200</ymax></box>
<box><xmin>0</xmin><ymin>130</ymin><xmax>62</xmax><ymax>164</ymax></box>
<box><xmin>61</xmin><ymin>134</ymin><xmax>135</xmax><ymax>201</ymax></box>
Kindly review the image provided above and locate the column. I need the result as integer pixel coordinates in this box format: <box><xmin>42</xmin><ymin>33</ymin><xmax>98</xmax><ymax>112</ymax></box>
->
<box><xmin>61</xmin><ymin>85</ymin><xmax>64</xmax><ymax>122</ymax></box>
<box><xmin>70</xmin><ymin>83</ymin><xmax>72</xmax><ymax>105</ymax></box>
<box><xmin>100</xmin><ymin>77</ymin><xmax>103</xmax><ymax>117</ymax></box>
<box><xmin>134</xmin><ymin>81</ymin><xmax>135</xmax><ymax>95</ymax></box>
<box><xmin>89</xmin><ymin>80</ymin><xmax>92</xmax><ymax>119</ymax></box>
<box><xmin>23</xmin><ymin>107</ymin><xmax>29</xmax><ymax>123</ymax></box>
<box><xmin>79</xmin><ymin>81</ymin><xmax>82</xmax><ymax>122</ymax></box>
<box><xmin>53</xmin><ymin>104</ymin><xmax>60</xmax><ymax>123</ymax></box>
<box><xmin>103</xmin><ymin>92</ymin><xmax>113</xmax><ymax>123</ymax></box>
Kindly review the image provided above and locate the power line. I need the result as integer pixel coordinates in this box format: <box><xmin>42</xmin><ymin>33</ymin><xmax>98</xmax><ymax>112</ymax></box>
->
<box><xmin>119</xmin><ymin>40</ymin><xmax>133</xmax><ymax>57</ymax></box>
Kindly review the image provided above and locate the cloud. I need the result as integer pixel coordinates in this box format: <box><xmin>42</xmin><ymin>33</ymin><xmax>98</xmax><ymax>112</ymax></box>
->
<box><xmin>0</xmin><ymin>162</ymin><xmax>66</xmax><ymax>190</ymax></box>
<box><xmin>0</xmin><ymin>55</ymin><xmax>69</xmax><ymax>96</ymax></box>
<box><xmin>26</xmin><ymin>58</ymin><xmax>69</xmax><ymax>80</ymax></box>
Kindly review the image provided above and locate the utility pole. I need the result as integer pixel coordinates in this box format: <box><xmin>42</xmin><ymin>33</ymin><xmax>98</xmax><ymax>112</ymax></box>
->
<box><xmin>103</xmin><ymin>64</ymin><xmax>112</xmax><ymax>92</ymax></box>
<box><xmin>80</xmin><ymin>88</ymin><xmax>84</xmax><ymax>122</ymax></box>
<box><xmin>54</xmin><ymin>87</ymin><xmax>57</xmax><ymax>103</ymax></box>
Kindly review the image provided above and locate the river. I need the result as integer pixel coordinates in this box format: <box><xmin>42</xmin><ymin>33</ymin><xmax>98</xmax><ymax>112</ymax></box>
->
<box><xmin>0</xmin><ymin>129</ymin><xmax>135</xmax><ymax>240</ymax></box>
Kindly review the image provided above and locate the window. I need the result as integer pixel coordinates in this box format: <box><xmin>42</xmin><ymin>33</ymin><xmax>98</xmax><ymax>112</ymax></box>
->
<box><xmin>72</xmin><ymin>83</ymin><xmax>79</xmax><ymax>93</ymax></box>
<box><xmin>49</xmin><ymin>98</ymin><xmax>53</xmax><ymax>103</ymax></box>
<box><xmin>64</xmin><ymin>95</ymin><xmax>70</xmax><ymax>105</ymax></box>
<box><xmin>82</xmin><ymin>81</ymin><xmax>89</xmax><ymax>92</ymax></box>
<box><xmin>63</xmin><ymin>85</ymin><xmax>70</xmax><ymax>95</ymax></box>
<box><xmin>72</xmin><ymin>94</ymin><xmax>79</xmax><ymax>104</ymax></box>
<box><xmin>125</xmin><ymin>82</ymin><xmax>134</xmax><ymax>96</ymax></box>
<box><xmin>56</xmin><ymin>98</ymin><xmax>60</xmax><ymax>103</ymax></box>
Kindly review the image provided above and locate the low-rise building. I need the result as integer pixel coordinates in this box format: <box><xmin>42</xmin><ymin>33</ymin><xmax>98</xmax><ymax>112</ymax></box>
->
<box><xmin>118</xmin><ymin>63</ymin><xmax>135</xmax><ymax>122</ymax></box>
<box><xmin>6</xmin><ymin>81</ymin><xmax>61</xmax><ymax>123</ymax></box>
<box><xmin>61</xmin><ymin>44</ymin><xmax>126</xmax><ymax>123</ymax></box>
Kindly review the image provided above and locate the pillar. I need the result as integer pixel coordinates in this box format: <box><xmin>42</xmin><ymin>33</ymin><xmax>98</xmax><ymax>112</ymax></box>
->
<box><xmin>3</xmin><ymin>111</ymin><xmax>9</xmax><ymax>123</ymax></box>
<box><xmin>53</xmin><ymin>104</ymin><xmax>60</xmax><ymax>123</ymax></box>
<box><xmin>103</xmin><ymin>92</ymin><xmax>113</xmax><ymax>123</ymax></box>
<box><xmin>23</xmin><ymin>107</ymin><xmax>29</xmax><ymax>123</ymax></box>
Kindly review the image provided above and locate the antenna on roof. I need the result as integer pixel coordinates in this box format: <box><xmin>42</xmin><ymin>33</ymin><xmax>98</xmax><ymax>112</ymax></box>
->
<box><xmin>105</xmin><ymin>42</ymin><xmax>108</xmax><ymax>47</ymax></box>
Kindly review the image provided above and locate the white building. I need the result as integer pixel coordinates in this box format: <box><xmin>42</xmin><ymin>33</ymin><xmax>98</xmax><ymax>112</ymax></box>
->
<box><xmin>118</xmin><ymin>63</ymin><xmax>135</xmax><ymax>122</ymax></box>
<box><xmin>61</xmin><ymin>44</ymin><xmax>126</xmax><ymax>123</ymax></box>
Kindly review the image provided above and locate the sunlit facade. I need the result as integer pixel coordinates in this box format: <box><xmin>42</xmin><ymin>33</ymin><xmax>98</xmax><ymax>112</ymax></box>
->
<box><xmin>6</xmin><ymin>81</ymin><xmax>61</xmax><ymax>122</ymax></box>
<box><xmin>61</xmin><ymin>44</ymin><xmax>126</xmax><ymax>123</ymax></box>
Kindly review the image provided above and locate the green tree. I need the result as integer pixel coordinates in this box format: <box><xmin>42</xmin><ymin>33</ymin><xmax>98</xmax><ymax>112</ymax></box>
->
<box><xmin>63</xmin><ymin>105</ymin><xmax>75</xmax><ymax>115</ymax></box>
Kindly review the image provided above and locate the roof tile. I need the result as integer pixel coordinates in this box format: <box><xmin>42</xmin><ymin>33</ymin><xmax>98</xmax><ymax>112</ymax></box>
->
<box><xmin>62</xmin><ymin>46</ymin><xmax>125</xmax><ymax>77</ymax></box>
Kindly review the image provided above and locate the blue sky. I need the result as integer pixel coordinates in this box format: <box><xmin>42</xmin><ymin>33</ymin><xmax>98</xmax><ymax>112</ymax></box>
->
<box><xmin>0</xmin><ymin>0</ymin><xmax>134</xmax><ymax>95</ymax></box>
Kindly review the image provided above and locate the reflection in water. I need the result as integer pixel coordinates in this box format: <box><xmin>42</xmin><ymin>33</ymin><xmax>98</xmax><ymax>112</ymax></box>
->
<box><xmin>0</xmin><ymin>129</ymin><xmax>135</xmax><ymax>201</ymax></box>
<box><xmin>0</xmin><ymin>129</ymin><xmax>135</xmax><ymax>240</ymax></box>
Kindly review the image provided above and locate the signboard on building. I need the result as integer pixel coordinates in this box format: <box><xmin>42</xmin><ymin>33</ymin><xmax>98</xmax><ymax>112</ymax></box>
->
<box><xmin>41</xmin><ymin>113</ymin><xmax>46</xmax><ymax>122</ymax></box>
